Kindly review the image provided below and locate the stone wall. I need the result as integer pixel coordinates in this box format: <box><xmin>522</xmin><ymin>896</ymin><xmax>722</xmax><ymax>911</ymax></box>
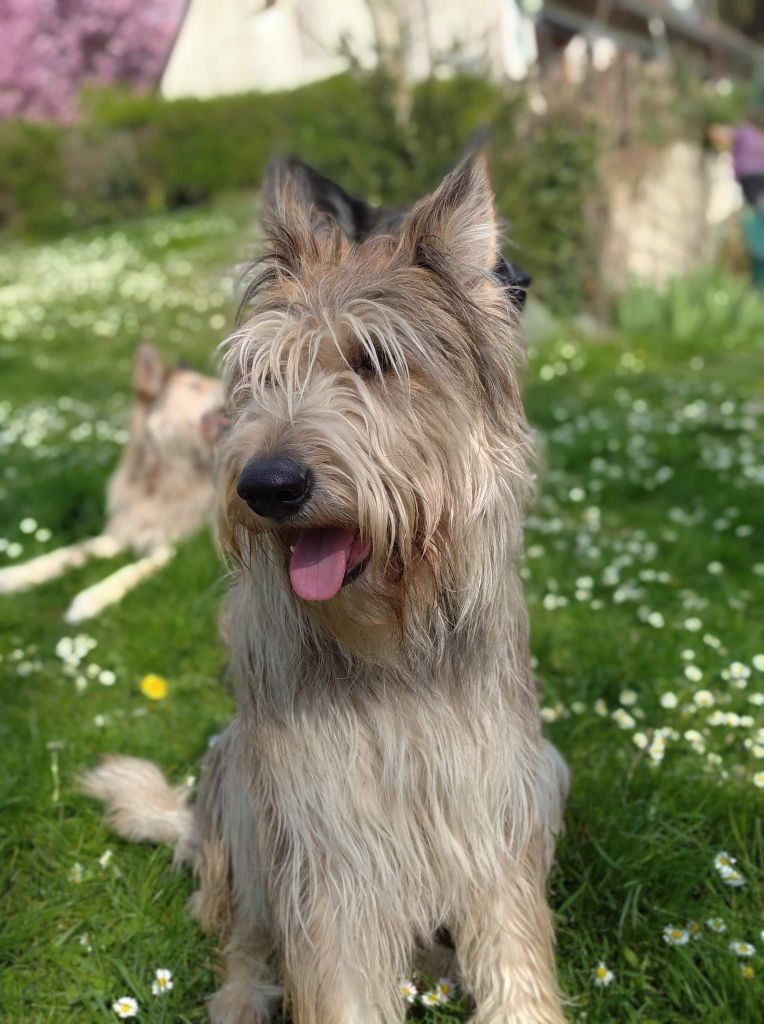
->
<box><xmin>601</xmin><ymin>141</ymin><xmax>741</xmax><ymax>290</ymax></box>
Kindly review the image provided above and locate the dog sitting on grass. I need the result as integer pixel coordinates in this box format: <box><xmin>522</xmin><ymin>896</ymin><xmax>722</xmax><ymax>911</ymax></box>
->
<box><xmin>84</xmin><ymin>152</ymin><xmax>569</xmax><ymax>1023</ymax></box>
<box><xmin>0</xmin><ymin>343</ymin><xmax>222</xmax><ymax>622</ymax></box>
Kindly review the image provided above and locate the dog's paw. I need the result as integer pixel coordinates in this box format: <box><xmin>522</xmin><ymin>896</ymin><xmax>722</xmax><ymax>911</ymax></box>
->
<box><xmin>208</xmin><ymin>982</ymin><xmax>281</xmax><ymax>1024</ymax></box>
<box><xmin>64</xmin><ymin>587</ymin><xmax>107</xmax><ymax>623</ymax></box>
<box><xmin>0</xmin><ymin>565</ymin><xmax>31</xmax><ymax>595</ymax></box>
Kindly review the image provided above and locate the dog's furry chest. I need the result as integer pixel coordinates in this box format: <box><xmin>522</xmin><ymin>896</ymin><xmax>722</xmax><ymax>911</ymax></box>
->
<box><xmin>248</xmin><ymin>690</ymin><xmax>539</xmax><ymax>927</ymax></box>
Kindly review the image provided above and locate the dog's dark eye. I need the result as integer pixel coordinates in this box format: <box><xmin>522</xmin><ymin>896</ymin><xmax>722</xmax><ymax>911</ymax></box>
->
<box><xmin>351</xmin><ymin>345</ymin><xmax>392</xmax><ymax>379</ymax></box>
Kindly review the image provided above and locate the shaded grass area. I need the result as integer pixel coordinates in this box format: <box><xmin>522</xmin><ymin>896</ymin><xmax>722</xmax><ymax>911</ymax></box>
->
<box><xmin>1</xmin><ymin>201</ymin><xmax>762</xmax><ymax>1022</ymax></box>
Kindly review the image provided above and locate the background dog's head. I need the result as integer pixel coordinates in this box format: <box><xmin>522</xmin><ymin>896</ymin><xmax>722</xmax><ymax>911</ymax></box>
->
<box><xmin>220</xmin><ymin>154</ymin><xmax>533</xmax><ymax>657</ymax></box>
<box><xmin>130</xmin><ymin>342</ymin><xmax>224</xmax><ymax>460</ymax></box>
<box><xmin>105</xmin><ymin>344</ymin><xmax>225</xmax><ymax>551</ymax></box>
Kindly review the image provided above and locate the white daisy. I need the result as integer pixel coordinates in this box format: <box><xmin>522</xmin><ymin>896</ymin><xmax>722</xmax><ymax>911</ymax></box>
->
<box><xmin>593</xmin><ymin>961</ymin><xmax>614</xmax><ymax>986</ymax></box>
<box><xmin>706</xmin><ymin>917</ymin><xmax>726</xmax><ymax>933</ymax></box>
<box><xmin>421</xmin><ymin>990</ymin><xmax>441</xmax><ymax>1006</ymax></box>
<box><xmin>663</xmin><ymin>925</ymin><xmax>690</xmax><ymax>946</ymax></box>
<box><xmin>435</xmin><ymin>977</ymin><xmax>455</xmax><ymax>1002</ymax></box>
<box><xmin>112</xmin><ymin>996</ymin><xmax>138</xmax><ymax>1018</ymax></box>
<box><xmin>399</xmin><ymin>981</ymin><xmax>417</xmax><ymax>1004</ymax></box>
<box><xmin>713</xmin><ymin>851</ymin><xmax>736</xmax><ymax>872</ymax></box>
<box><xmin>721</xmin><ymin>868</ymin><xmax>746</xmax><ymax>888</ymax></box>
<box><xmin>612</xmin><ymin>708</ymin><xmax>636</xmax><ymax>730</ymax></box>
<box><xmin>683</xmin><ymin>729</ymin><xmax>706</xmax><ymax>753</ymax></box>
<box><xmin>729</xmin><ymin>940</ymin><xmax>755</xmax><ymax>957</ymax></box>
<box><xmin>151</xmin><ymin>968</ymin><xmax>173</xmax><ymax>996</ymax></box>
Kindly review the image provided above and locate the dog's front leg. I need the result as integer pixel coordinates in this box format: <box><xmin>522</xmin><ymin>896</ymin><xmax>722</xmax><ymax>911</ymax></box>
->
<box><xmin>454</xmin><ymin>842</ymin><xmax>566</xmax><ymax>1024</ymax></box>
<box><xmin>285</xmin><ymin>955</ymin><xmax>394</xmax><ymax>1024</ymax></box>
<box><xmin>0</xmin><ymin>534</ymin><xmax>121</xmax><ymax>595</ymax></box>
<box><xmin>282</xmin><ymin>898</ymin><xmax>402</xmax><ymax>1024</ymax></box>
<box><xmin>64</xmin><ymin>544</ymin><xmax>173</xmax><ymax>622</ymax></box>
<box><xmin>207</xmin><ymin>924</ymin><xmax>281</xmax><ymax>1024</ymax></box>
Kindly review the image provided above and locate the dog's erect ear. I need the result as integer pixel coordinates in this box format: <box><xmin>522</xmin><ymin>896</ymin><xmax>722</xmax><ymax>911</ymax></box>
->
<box><xmin>133</xmin><ymin>343</ymin><xmax>168</xmax><ymax>401</ymax></box>
<box><xmin>402</xmin><ymin>150</ymin><xmax>498</xmax><ymax>282</ymax></box>
<box><xmin>262</xmin><ymin>156</ymin><xmax>376</xmax><ymax>242</ymax></box>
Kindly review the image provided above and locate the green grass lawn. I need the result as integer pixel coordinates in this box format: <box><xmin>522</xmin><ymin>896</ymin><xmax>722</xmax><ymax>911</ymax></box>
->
<box><xmin>1</xmin><ymin>199</ymin><xmax>762</xmax><ymax>1023</ymax></box>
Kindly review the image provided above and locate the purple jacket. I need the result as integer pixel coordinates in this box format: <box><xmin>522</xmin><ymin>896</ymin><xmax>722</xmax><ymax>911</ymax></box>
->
<box><xmin>732</xmin><ymin>122</ymin><xmax>764</xmax><ymax>179</ymax></box>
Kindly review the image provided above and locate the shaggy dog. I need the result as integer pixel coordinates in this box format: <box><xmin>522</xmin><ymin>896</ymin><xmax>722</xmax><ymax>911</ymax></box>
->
<box><xmin>0</xmin><ymin>343</ymin><xmax>222</xmax><ymax>621</ymax></box>
<box><xmin>84</xmin><ymin>153</ymin><xmax>569</xmax><ymax>1023</ymax></box>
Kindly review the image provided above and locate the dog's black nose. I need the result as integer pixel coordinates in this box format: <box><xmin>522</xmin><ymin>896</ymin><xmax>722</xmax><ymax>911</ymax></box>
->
<box><xmin>237</xmin><ymin>455</ymin><xmax>312</xmax><ymax>520</ymax></box>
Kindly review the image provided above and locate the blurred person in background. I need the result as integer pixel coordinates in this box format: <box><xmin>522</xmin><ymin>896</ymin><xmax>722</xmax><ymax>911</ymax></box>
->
<box><xmin>732</xmin><ymin>79</ymin><xmax>764</xmax><ymax>209</ymax></box>
<box><xmin>731</xmin><ymin>73</ymin><xmax>764</xmax><ymax>289</ymax></box>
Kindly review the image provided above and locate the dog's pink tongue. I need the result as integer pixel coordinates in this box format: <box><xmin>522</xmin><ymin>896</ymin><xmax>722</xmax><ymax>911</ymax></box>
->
<box><xmin>289</xmin><ymin>528</ymin><xmax>356</xmax><ymax>601</ymax></box>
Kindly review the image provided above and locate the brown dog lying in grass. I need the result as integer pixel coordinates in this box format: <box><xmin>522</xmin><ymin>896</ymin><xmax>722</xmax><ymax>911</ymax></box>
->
<box><xmin>0</xmin><ymin>343</ymin><xmax>222</xmax><ymax>622</ymax></box>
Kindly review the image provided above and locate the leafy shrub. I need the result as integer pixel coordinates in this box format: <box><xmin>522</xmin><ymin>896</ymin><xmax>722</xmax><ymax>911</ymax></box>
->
<box><xmin>0</xmin><ymin>74</ymin><xmax>600</xmax><ymax>312</ymax></box>
<box><xmin>0</xmin><ymin>120</ymin><xmax>68</xmax><ymax>236</ymax></box>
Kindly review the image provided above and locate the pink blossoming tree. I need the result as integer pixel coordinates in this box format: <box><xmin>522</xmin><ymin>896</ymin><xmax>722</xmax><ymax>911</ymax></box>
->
<box><xmin>0</xmin><ymin>0</ymin><xmax>186</xmax><ymax>121</ymax></box>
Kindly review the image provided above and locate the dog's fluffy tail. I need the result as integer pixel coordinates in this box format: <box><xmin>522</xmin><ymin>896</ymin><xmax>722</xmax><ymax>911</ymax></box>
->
<box><xmin>81</xmin><ymin>755</ymin><xmax>196</xmax><ymax>864</ymax></box>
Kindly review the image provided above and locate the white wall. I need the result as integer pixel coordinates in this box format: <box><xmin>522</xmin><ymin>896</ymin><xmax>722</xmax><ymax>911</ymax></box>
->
<box><xmin>161</xmin><ymin>0</ymin><xmax>536</xmax><ymax>100</ymax></box>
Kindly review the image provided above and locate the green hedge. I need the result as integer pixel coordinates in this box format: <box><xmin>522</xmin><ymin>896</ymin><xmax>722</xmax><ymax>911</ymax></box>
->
<box><xmin>0</xmin><ymin>74</ymin><xmax>599</xmax><ymax>313</ymax></box>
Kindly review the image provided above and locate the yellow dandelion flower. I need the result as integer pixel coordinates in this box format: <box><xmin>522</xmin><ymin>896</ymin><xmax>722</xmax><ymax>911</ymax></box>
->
<box><xmin>740</xmin><ymin>964</ymin><xmax>755</xmax><ymax>980</ymax></box>
<box><xmin>140</xmin><ymin>673</ymin><xmax>169</xmax><ymax>701</ymax></box>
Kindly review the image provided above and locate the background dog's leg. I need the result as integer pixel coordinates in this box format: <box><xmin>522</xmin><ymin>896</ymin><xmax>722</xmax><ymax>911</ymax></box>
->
<box><xmin>64</xmin><ymin>544</ymin><xmax>174</xmax><ymax>622</ymax></box>
<box><xmin>454</xmin><ymin>849</ymin><xmax>566</xmax><ymax>1024</ymax></box>
<box><xmin>0</xmin><ymin>534</ymin><xmax>122</xmax><ymax>595</ymax></box>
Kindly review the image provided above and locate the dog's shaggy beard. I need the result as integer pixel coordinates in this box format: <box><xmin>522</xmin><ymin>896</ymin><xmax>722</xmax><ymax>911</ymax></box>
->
<box><xmin>196</xmin><ymin>154</ymin><xmax>566</xmax><ymax>1024</ymax></box>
